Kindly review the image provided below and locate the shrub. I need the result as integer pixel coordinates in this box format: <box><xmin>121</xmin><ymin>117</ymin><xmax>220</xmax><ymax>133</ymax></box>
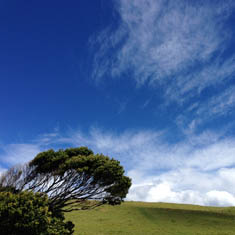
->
<box><xmin>0</xmin><ymin>191</ymin><xmax>74</xmax><ymax>235</ymax></box>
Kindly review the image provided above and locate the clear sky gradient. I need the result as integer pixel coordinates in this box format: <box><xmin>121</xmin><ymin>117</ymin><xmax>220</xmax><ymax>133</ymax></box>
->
<box><xmin>1</xmin><ymin>0</ymin><xmax>235</xmax><ymax>206</ymax></box>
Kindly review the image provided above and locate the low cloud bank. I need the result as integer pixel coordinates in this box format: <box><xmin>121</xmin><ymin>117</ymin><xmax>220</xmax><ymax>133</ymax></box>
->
<box><xmin>127</xmin><ymin>182</ymin><xmax>235</xmax><ymax>207</ymax></box>
<box><xmin>1</xmin><ymin>128</ymin><xmax>235</xmax><ymax>206</ymax></box>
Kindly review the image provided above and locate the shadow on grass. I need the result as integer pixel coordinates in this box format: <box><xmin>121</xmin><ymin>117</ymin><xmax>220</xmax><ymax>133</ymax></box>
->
<box><xmin>136</xmin><ymin>206</ymin><xmax>235</xmax><ymax>224</ymax></box>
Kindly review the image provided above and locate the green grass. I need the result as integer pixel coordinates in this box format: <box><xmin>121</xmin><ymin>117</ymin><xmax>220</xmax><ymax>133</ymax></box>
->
<box><xmin>65</xmin><ymin>201</ymin><xmax>235</xmax><ymax>235</ymax></box>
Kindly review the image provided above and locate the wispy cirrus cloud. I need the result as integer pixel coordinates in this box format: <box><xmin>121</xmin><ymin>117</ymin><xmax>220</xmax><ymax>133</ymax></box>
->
<box><xmin>166</xmin><ymin>56</ymin><xmax>235</xmax><ymax>103</ymax></box>
<box><xmin>0</xmin><ymin>144</ymin><xmax>41</xmax><ymax>166</ymax></box>
<box><xmin>197</xmin><ymin>85</ymin><xmax>235</xmax><ymax>117</ymax></box>
<box><xmin>91</xmin><ymin>0</ymin><xmax>235</xmax><ymax>102</ymax></box>
<box><xmin>175</xmin><ymin>85</ymin><xmax>235</xmax><ymax>133</ymax></box>
<box><xmin>0</xmin><ymin>130</ymin><xmax>60</xmax><ymax>167</ymax></box>
<box><xmin>90</xmin><ymin>0</ymin><xmax>235</xmax><ymax>138</ymax></box>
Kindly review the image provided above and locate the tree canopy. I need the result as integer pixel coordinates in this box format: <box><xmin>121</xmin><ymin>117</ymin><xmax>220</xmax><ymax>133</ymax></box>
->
<box><xmin>0</xmin><ymin>147</ymin><xmax>131</xmax><ymax>214</ymax></box>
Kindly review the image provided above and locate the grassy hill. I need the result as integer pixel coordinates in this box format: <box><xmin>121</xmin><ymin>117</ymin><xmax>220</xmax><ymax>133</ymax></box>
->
<box><xmin>65</xmin><ymin>201</ymin><xmax>235</xmax><ymax>235</ymax></box>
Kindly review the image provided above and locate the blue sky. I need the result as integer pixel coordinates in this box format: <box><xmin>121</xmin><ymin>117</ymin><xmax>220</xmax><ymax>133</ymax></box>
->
<box><xmin>1</xmin><ymin>0</ymin><xmax>235</xmax><ymax>206</ymax></box>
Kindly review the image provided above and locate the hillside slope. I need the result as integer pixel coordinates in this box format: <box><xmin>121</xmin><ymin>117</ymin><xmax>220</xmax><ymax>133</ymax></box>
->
<box><xmin>65</xmin><ymin>201</ymin><xmax>235</xmax><ymax>235</ymax></box>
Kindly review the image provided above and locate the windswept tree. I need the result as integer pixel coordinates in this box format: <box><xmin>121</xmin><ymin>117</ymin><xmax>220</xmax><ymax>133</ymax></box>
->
<box><xmin>0</xmin><ymin>147</ymin><xmax>131</xmax><ymax>214</ymax></box>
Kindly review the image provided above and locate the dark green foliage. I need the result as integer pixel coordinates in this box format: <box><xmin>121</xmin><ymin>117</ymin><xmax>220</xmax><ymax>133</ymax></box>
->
<box><xmin>0</xmin><ymin>191</ymin><xmax>74</xmax><ymax>235</ymax></box>
<box><xmin>26</xmin><ymin>147</ymin><xmax>132</xmax><ymax>212</ymax></box>
<box><xmin>0</xmin><ymin>147</ymin><xmax>131</xmax><ymax>233</ymax></box>
<box><xmin>30</xmin><ymin>147</ymin><xmax>94</xmax><ymax>174</ymax></box>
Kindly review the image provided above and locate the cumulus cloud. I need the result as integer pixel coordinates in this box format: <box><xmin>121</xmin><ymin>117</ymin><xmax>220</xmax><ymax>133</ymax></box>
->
<box><xmin>127</xmin><ymin>167</ymin><xmax>235</xmax><ymax>206</ymax></box>
<box><xmin>127</xmin><ymin>182</ymin><xmax>235</xmax><ymax>207</ymax></box>
<box><xmin>91</xmin><ymin>0</ymin><xmax>235</xmax><ymax>103</ymax></box>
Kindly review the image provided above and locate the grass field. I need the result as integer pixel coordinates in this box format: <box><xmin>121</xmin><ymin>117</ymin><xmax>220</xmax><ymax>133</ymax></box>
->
<box><xmin>65</xmin><ymin>201</ymin><xmax>235</xmax><ymax>235</ymax></box>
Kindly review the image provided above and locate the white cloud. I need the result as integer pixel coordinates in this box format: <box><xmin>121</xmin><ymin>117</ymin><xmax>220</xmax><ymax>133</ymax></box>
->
<box><xmin>197</xmin><ymin>86</ymin><xmax>235</xmax><ymax>117</ymax></box>
<box><xmin>205</xmin><ymin>191</ymin><xmax>235</xmax><ymax>206</ymax></box>
<box><xmin>127</xmin><ymin>167</ymin><xmax>235</xmax><ymax>206</ymax></box>
<box><xmin>187</xmin><ymin>140</ymin><xmax>235</xmax><ymax>171</ymax></box>
<box><xmin>91</xmin><ymin>0</ymin><xmax>235</xmax><ymax>103</ymax></box>
<box><xmin>0</xmin><ymin>130</ymin><xmax>60</xmax><ymax>167</ymax></box>
<box><xmin>0</xmin><ymin>144</ymin><xmax>41</xmax><ymax>165</ymax></box>
<box><xmin>166</xmin><ymin>56</ymin><xmax>235</xmax><ymax>103</ymax></box>
<box><xmin>127</xmin><ymin>182</ymin><xmax>235</xmax><ymax>207</ymax></box>
<box><xmin>60</xmin><ymin>127</ymin><xmax>235</xmax><ymax>172</ymax></box>
<box><xmin>90</xmin><ymin>0</ymin><xmax>235</xmax><ymax>145</ymax></box>
<box><xmin>176</xmin><ymin>86</ymin><xmax>235</xmax><ymax>136</ymax></box>
<box><xmin>0</xmin><ymin>167</ymin><xmax>7</xmax><ymax>176</ymax></box>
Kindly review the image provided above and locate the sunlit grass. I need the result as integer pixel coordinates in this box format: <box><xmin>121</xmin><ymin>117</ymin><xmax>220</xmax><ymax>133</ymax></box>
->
<box><xmin>65</xmin><ymin>201</ymin><xmax>235</xmax><ymax>235</ymax></box>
